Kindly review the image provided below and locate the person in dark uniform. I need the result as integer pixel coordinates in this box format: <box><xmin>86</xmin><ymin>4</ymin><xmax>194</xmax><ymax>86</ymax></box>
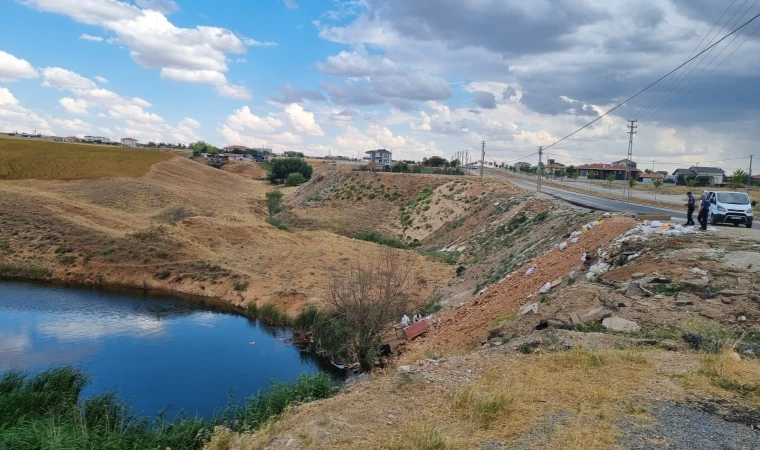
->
<box><xmin>686</xmin><ymin>192</ymin><xmax>695</xmax><ymax>226</ymax></box>
<box><xmin>697</xmin><ymin>194</ymin><xmax>710</xmax><ymax>231</ymax></box>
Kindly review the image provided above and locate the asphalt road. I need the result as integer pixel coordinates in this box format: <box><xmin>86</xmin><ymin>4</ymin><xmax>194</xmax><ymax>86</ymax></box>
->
<box><xmin>480</xmin><ymin>168</ymin><xmax>759</xmax><ymax>229</ymax></box>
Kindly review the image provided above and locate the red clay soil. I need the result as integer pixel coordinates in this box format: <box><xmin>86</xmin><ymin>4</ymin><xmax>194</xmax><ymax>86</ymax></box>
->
<box><xmin>423</xmin><ymin>216</ymin><xmax>635</xmax><ymax>350</ymax></box>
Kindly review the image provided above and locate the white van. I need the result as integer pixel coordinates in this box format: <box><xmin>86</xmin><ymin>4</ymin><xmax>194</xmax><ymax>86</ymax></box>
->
<box><xmin>704</xmin><ymin>190</ymin><xmax>755</xmax><ymax>228</ymax></box>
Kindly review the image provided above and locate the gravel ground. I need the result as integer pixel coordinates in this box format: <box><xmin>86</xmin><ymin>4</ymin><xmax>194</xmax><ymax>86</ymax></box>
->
<box><xmin>618</xmin><ymin>403</ymin><xmax>760</xmax><ymax>450</ymax></box>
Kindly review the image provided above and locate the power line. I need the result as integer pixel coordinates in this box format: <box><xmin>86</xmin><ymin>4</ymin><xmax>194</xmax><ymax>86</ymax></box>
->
<box><xmin>641</xmin><ymin>0</ymin><xmax>759</xmax><ymax>124</ymax></box>
<box><xmin>632</xmin><ymin>0</ymin><xmax>740</xmax><ymax>121</ymax></box>
<box><xmin>542</xmin><ymin>11</ymin><xmax>760</xmax><ymax>152</ymax></box>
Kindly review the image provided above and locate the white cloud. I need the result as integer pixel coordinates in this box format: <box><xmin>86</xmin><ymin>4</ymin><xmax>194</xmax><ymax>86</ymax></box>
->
<box><xmin>160</xmin><ymin>68</ymin><xmax>227</xmax><ymax>85</ymax></box>
<box><xmin>41</xmin><ymin>67</ymin><xmax>97</xmax><ymax>90</ymax></box>
<box><xmin>22</xmin><ymin>0</ymin><xmax>255</xmax><ymax>98</ymax></box>
<box><xmin>79</xmin><ymin>33</ymin><xmax>104</xmax><ymax>42</ymax></box>
<box><xmin>134</xmin><ymin>0</ymin><xmax>179</xmax><ymax>14</ymax></box>
<box><xmin>50</xmin><ymin>117</ymin><xmax>92</xmax><ymax>133</ymax></box>
<box><xmin>284</xmin><ymin>103</ymin><xmax>324</xmax><ymax>136</ymax></box>
<box><xmin>215</xmin><ymin>83</ymin><xmax>253</xmax><ymax>100</ymax></box>
<box><xmin>95</xmin><ymin>76</ymin><xmax>108</xmax><ymax>83</ymax></box>
<box><xmin>178</xmin><ymin>117</ymin><xmax>201</xmax><ymax>129</ymax></box>
<box><xmin>282</xmin><ymin>0</ymin><xmax>299</xmax><ymax>10</ymax></box>
<box><xmin>0</xmin><ymin>51</ymin><xmax>38</xmax><ymax>82</ymax></box>
<box><xmin>107</xmin><ymin>104</ymin><xmax>163</xmax><ymax>123</ymax></box>
<box><xmin>59</xmin><ymin>97</ymin><xmax>90</xmax><ymax>115</ymax></box>
<box><xmin>222</xmin><ymin>106</ymin><xmax>282</xmax><ymax>134</ymax></box>
<box><xmin>0</xmin><ymin>86</ymin><xmax>60</xmax><ymax>135</ymax></box>
<box><xmin>242</xmin><ymin>38</ymin><xmax>278</xmax><ymax>47</ymax></box>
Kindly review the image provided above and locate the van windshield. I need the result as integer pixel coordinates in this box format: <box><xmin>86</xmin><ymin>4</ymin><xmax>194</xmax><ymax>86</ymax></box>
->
<box><xmin>717</xmin><ymin>192</ymin><xmax>750</xmax><ymax>205</ymax></box>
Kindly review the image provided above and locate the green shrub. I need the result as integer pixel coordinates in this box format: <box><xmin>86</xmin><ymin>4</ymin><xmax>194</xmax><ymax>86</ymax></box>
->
<box><xmin>285</xmin><ymin>172</ymin><xmax>307</xmax><ymax>186</ymax></box>
<box><xmin>233</xmin><ymin>280</ymin><xmax>249</xmax><ymax>291</ymax></box>
<box><xmin>267</xmin><ymin>217</ymin><xmax>289</xmax><ymax>231</ymax></box>
<box><xmin>258</xmin><ymin>303</ymin><xmax>290</xmax><ymax>325</ymax></box>
<box><xmin>266</xmin><ymin>189</ymin><xmax>283</xmax><ymax>216</ymax></box>
<box><xmin>268</xmin><ymin>158</ymin><xmax>313</xmax><ymax>183</ymax></box>
<box><xmin>354</xmin><ymin>231</ymin><xmax>408</xmax><ymax>249</ymax></box>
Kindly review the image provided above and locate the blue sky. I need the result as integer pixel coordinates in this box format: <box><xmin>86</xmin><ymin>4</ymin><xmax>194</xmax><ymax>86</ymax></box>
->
<box><xmin>1</xmin><ymin>0</ymin><xmax>759</xmax><ymax>171</ymax></box>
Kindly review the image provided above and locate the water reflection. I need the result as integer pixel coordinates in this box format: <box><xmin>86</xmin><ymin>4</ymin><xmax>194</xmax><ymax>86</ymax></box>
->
<box><xmin>0</xmin><ymin>280</ymin><xmax>341</xmax><ymax>418</ymax></box>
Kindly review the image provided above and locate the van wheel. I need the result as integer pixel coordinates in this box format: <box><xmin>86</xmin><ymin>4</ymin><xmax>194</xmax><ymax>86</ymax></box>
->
<box><xmin>709</xmin><ymin>213</ymin><xmax>716</xmax><ymax>225</ymax></box>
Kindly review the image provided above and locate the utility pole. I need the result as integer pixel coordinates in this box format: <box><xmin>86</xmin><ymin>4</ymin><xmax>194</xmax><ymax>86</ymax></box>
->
<box><xmin>537</xmin><ymin>146</ymin><xmax>543</xmax><ymax>192</ymax></box>
<box><xmin>625</xmin><ymin>119</ymin><xmax>638</xmax><ymax>204</ymax></box>
<box><xmin>480</xmin><ymin>141</ymin><xmax>486</xmax><ymax>181</ymax></box>
<box><xmin>652</xmin><ymin>160</ymin><xmax>655</xmax><ymax>173</ymax></box>
<box><xmin>748</xmin><ymin>155</ymin><xmax>753</xmax><ymax>194</ymax></box>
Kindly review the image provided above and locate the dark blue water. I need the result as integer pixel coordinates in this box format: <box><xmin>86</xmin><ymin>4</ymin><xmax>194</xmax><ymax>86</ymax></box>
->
<box><xmin>0</xmin><ymin>280</ymin><xmax>336</xmax><ymax>418</ymax></box>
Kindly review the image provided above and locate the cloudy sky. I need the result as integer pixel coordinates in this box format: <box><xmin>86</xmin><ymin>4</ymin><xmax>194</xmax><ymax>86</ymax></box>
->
<box><xmin>1</xmin><ymin>0</ymin><xmax>759</xmax><ymax>172</ymax></box>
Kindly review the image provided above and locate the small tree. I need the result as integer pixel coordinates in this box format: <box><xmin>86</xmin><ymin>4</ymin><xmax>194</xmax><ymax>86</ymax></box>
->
<box><xmin>652</xmin><ymin>178</ymin><xmax>663</xmax><ymax>199</ymax></box>
<box><xmin>286</xmin><ymin>172</ymin><xmax>306</xmax><ymax>186</ymax></box>
<box><xmin>268</xmin><ymin>158</ymin><xmax>313</xmax><ymax>184</ymax></box>
<box><xmin>328</xmin><ymin>248</ymin><xmax>416</xmax><ymax>371</ymax></box>
<box><xmin>677</xmin><ymin>174</ymin><xmax>686</xmax><ymax>186</ymax></box>
<box><xmin>588</xmin><ymin>170</ymin><xmax>597</xmax><ymax>181</ymax></box>
<box><xmin>687</xmin><ymin>178</ymin><xmax>698</xmax><ymax>188</ymax></box>
<box><xmin>266</xmin><ymin>189</ymin><xmax>283</xmax><ymax>216</ymax></box>
<box><xmin>628</xmin><ymin>177</ymin><xmax>637</xmax><ymax>191</ymax></box>
<box><xmin>730</xmin><ymin>169</ymin><xmax>749</xmax><ymax>190</ymax></box>
<box><xmin>606</xmin><ymin>173</ymin><xmax>615</xmax><ymax>190</ymax></box>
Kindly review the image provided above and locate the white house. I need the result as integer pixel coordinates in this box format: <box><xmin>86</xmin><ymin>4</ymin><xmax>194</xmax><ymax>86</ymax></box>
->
<box><xmin>121</xmin><ymin>137</ymin><xmax>138</xmax><ymax>148</ymax></box>
<box><xmin>83</xmin><ymin>136</ymin><xmax>111</xmax><ymax>143</ymax></box>
<box><xmin>365</xmin><ymin>149</ymin><xmax>392</xmax><ymax>165</ymax></box>
<box><xmin>638</xmin><ymin>173</ymin><xmax>665</xmax><ymax>184</ymax></box>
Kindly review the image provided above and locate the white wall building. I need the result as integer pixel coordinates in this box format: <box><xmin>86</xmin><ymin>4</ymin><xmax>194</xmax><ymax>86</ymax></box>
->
<box><xmin>121</xmin><ymin>137</ymin><xmax>138</xmax><ymax>147</ymax></box>
<box><xmin>83</xmin><ymin>136</ymin><xmax>111</xmax><ymax>143</ymax></box>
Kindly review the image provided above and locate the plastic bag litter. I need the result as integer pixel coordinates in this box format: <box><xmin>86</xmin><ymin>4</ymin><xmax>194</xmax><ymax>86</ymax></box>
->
<box><xmin>539</xmin><ymin>282</ymin><xmax>552</xmax><ymax>294</ymax></box>
<box><xmin>570</xmin><ymin>231</ymin><xmax>581</xmax><ymax>239</ymax></box>
<box><xmin>650</xmin><ymin>220</ymin><xmax>662</xmax><ymax>227</ymax></box>
<box><xmin>525</xmin><ymin>266</ymin><xmax>535</xmax><ymax>276</ymax></box>
<box><xmin>559</xmin><ymin>242</ymin><xmax>568</xmax><ymax>251</ymax></box>
<box><xmin>682</xmin><ymin>226</ymin><xmax>695</xmax><ymax>234</ymax></box>
<box><xmin>570</xmin><ymin>237</ymin><xmax>579</xmax><ymax>244</ymax></box>
<box><xmin>642</xmin><ymin>225</ymin><xmax>652</xmax><ymax>234</ymax></box>
<box><xmin>627</xmin><ymin>253</ymin><xmax>640</xmax><ymax>261</ymax></box>
<box><xmin>581</xmin><ymin>252</ymin><xmax>588</xmax><ymax>263</ymax></box>
<box><xmin>520</xmin><ymin>302</ymin><xmax>539</xmax><ymax>315</ymax></box>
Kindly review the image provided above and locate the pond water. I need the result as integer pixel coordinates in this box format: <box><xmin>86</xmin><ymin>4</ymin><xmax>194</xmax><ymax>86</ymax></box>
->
<box><xmin>0</xmin><ymin>280</ymin><xmax>338</xmax><ymax>418</ymax></box>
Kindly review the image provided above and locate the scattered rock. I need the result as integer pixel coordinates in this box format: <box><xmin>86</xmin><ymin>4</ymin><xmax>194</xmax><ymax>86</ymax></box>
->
<box><xmin>631</xmin><ymin>272</ymin><xmax>646</xmax><ymax>279</ymax></box>
<box><xmin>520</xmin><ymin>302</ymin><xmax>539</xmax><ymax>315</ymax></box>
<box><xmin>603</xmin><ymin>298</ymin><xmax>619</xmax><ymax>311</ymax></box>
<box><xmin>729</xmin><ymin>351</ymin><xmax>742</xmax><ymax>362</ymax></box>
<box><xmin>718</xmin><ymin>290</ymin><xmax>749</xmax><ymax>297</ymax></box>
<box><xmin>738</xmin><ymin>315</ymin><xmax>747</xmax><ymax>322</ymax></box>
<box><xmin>602</xmin><ymin>317</ymin><xmax>641</xmax><ymax>333</ymax></box>
<box><xmin>625</xmin><ymin>282</ymin><xmax>651</xmax><ymax>298</ymax></box>
<box><xmin>737</xmin><ymin>277</ymin><xmax>751</xmax><ymax>285</ymax></box>
<box><xmin>691</xmin><ymin>267</ymin><xmax>708</xmax><ymax>276</ymax></box>
<box><xmin>399</xmin><ymin>366</ymin><xmax>412</xmax><ymax>373</ymax></box>
<box><xmin>720</xmin><ymin>297</ymin><xmax>734</xmax><ymax>305</ymax></box>
<box><xmin>681</xmin><ymin>279</ymin><xmax>709</xmax><ymax>293</ymax></box>
<box><xmin>675</xmin><ymin>292</ymin><xmax>698</xmax><ymax>306</ymax></box>
<box><xmin>581</xmin><ymin>307</ymin><xmax>613</xmax><ymax>324</ymax></box>
<box><xmin>749</xmin><ymin>294</ymin><xmax>760</xmax><ymax>303</ymax></box>
<box><xmin>569</xmin><ymin>312</ymin><xmax>582</xmax><ymax>326</ymax></box>
<box><xmin>536</xmin><ymin>318</ymin><xmax>572</xmax><ymax>330</ymax></box>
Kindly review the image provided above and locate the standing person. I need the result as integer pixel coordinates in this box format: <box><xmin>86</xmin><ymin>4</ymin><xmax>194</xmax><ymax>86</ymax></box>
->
<box><xmin>697</xmin><ymin>194</ymin><xmax>710</xmax><ymax>231</ymax></box>
<box><xmin>685</xmin><ymin>192</ymin><xmax>696</xmax><ymax>226</ymax></box>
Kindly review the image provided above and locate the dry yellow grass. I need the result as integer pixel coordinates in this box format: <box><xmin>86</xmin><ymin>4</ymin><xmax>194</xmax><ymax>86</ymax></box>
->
<box><xmin>0</xmin><ymin>156</ymin><xmax>451</xmax><ymax>310</ymax></box>
<box><xmin>0</xmin><ymin>135</ymin><xmax>173</xmax><ymax>180</ymax></box>
<box><xmin>206</xmin><ymin>348</ymin><xmax>722</xmax><ymax>450</ymax></box>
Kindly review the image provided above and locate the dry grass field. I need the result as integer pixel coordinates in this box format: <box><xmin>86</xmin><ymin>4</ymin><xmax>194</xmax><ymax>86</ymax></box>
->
<box><xmin>0</xmin><ymin>149</ymin><xmax>451</xmax><ymax>311</ymax></box>
<box><xmin>0</xmin><ymin>135</ymin><xmax>173</xmax><ymax>180</ymax></box>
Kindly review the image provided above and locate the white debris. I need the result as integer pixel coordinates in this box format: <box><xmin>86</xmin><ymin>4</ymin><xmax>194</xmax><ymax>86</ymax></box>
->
<box><xmin>558</xmin><ymin>241</ymin><xmax>568</xmax><ymax>251</ymax></box>
<box><xmin>570</xmin><ymin>231</ymin><xmax>581</xmax><ymax>239</ymax></box>
<box><xmin>525</xmin><ymin>266</ymin><xmax>535</xmax><ymax>276</ymax></box>
<box><xmin>539</xmin><ymin>282</ymin><xmax>552</xmax><ymax>294</ymax></box>
<box><xmin>650</xmin><ymin>220</ymin><xmax>662</xmax><ymax>227</ymax></box>
<box><xmin>581</xmin><ymin>252</ymin><xmax>588</xmax><ymax>263</ymax></box>
<box><xmin>519</xmin><ymin>302</ymin><xmax>539</xmax><ymax>315</ymax></box>
<box><xmin>627</xmin><ymin>253</ymin><xmax>641</xmax><ymax>261</ymax></box>
<box><xmin>691</xmin><ymin>267</ymin><xmax>708</xmax><ymax>276</ymax></box>
<box><xmin>570</xmin><ymin>237</ymin><xmax>579</xmax><ymax>244</ymax></box>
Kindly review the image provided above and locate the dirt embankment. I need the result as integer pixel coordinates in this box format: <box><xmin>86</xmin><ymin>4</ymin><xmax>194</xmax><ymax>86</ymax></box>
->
<box><xmin>0</xmin><ymin>157</ymin><xmax>451</xmax><ymax>313</ymax></box>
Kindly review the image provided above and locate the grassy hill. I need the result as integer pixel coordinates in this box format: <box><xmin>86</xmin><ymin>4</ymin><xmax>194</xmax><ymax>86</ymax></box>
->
<box><xmin>0</xmin><ymin>135</ymin><xmax>173</xmax><ymax>180</ymax></box>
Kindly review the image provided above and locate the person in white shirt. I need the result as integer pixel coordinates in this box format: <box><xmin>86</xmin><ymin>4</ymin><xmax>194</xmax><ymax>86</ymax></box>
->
<box><xmin>401</xmin><ymin>315</ymin><xmax>410</xmax><ymax>327</ymax></box>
